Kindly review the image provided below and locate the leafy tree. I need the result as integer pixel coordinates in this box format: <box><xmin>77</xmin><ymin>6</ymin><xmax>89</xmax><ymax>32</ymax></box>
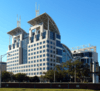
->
<box><xmin>33</xmin><ymin>76</ymin><xmax>40</xmax><ymax>82</ymax></box>
<box><xmin>15</xmin><ymin>73</ymin><xmax>27</xmax><ymax>82</ymax></box>
<box><xmin>2</xmin><ymin>71</ymin><xmax>11</xmax><ymax>82</ymax></box>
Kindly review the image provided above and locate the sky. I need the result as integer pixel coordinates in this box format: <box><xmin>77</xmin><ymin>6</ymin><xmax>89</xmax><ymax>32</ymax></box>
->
<box><xmin>0</xmin><ymin>0</ymin><xmax>100</xmax><ymax>64</ymax></box>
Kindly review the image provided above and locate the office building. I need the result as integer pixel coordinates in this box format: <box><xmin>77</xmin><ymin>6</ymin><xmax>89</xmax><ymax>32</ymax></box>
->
<box><xmin>71</xmin><ymin>45</ymin><xmax>99</xmax><ymax>83</ymax></box>
<box><xmin>7</xmin><ymin>13</ymin><xmax>72</xmax><ymax>77</ymax></box>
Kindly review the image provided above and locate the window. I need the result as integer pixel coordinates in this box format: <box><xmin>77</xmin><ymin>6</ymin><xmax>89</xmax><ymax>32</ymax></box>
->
<box><xmin>31</xmin><ymin>49</ymin><xmax>33</xmax><ymax>51</ymax></box>
<box><xmin>34</xmin><ymin>44</ymin><xmax>36</xmax><ymax>46</ymax></box>
<box><xmin>34</xmin><ymin>69</ymin><xmax>36</xmax><ymax>71</ymax></box>
<box><xmin>47</xmin><ymin>40</ymin><xmax>49</xmax><ymax>43</ymax></box>
<box><xmin>37</xmin><ymin>56</ymin><xmax>39</xmax><ymax>58</ymax></box>
<box><xmin>47</xmin><ymin>58</ymin><xmax>49</xmax><ymax>61</ymax></box>
<box><xmin>34</xmin><ymin>52</ymin><xmax>36</xmax><ymax>54</ymax></box>
<box><xmin>47</xmin><ymin>54</ymin><xmax>49</xmax><ymax>57</ymax></box>
<box><xmin>40</xmin><ymin>46</ymin><xmax>42</xmax><ymax>49</ymax></box>
<box><xmin>56</xmin><ymin>34</ymin><xmax>60</xmax><ymax>39</ymax></box>
<box><xmin>40</xmin><ymin>42</ymin><xmax>42</xmax><ymax>45</ymax></box>
<box><xmin>47</xmin><ymin>49</ymin><xmax>49</xmax><ymax>52</ymax></box>
<box><xmin>31</xmin><ymin>65</ymin><xmax>33</xmax><ymax>67</ymax></box>
<box><xmin>37</xmin><ymin>43</ymin><xmax>39</xmax><ymax>45</ymax></box>
<box><xmin>34</xmin><ymin>60</ymin><xmax>36</xmax><ymax>63</ymax></box>
<box><xmin>43</xmin><ymin>45</ymin><xmax>45</xmax><ymax>48</ymax></box>
<box><xmin>37</xmin><ymin>51</ymin><xmax>39</xmax><ymax>54</ymax></box>
<box><xmin>47</xmin><ymin>45</ymin><xmax>49</xmax><ymax>48</ymax></box>
<box><xmin>40</xmin><ymin>59</ymin><xmax>42</xmax><ymax>62</ymax></box>
<box><xmin>34</xmin><ymin>56</ymin><xmax>36</xmax><ymax>59</ymax></box>
<box><xmin>40</xmin><ymin>55</ymin><xmax>42</xmax><ymax>57</ymax></box>
<box><xmin>43</xmin><ymin>54</ymin><xmax>45</xmax><ymax>57</ymax></box>
<box><xmin>34</xmin><ymin>48</ymin><xmax>36</xmax><ymax>50</ymax></box>
<box><xmin>51</xmin><ymin>46</ymin><xmax>52</xmax><ymax>48</ymax></box>
<box><xmin>40</xmin><ymin>68</ymin><xmax>42</xmax><ymax>70</ymax></box>
<box><xmin>40</xmin><ymin>51</ymin><xmax>42</xmax><ymax>53</ymax></box>
<box><xmin>50</xmin><ymin>50</ymin><xmax>52</xmax><ymax>53</ymax></box>
<box><xmin>43</xmin><ymin>41</ymin><xmax>45</xmax><ymax>43</ymax></box>
<box><xmin>31</xmin><ymin>45</ymin><xmax>33</xmax><ymax>47</ymax></box>
<box><xmin>43</xmin><ymin>63</ymin><xmax>45</xmax><ymax>66</ymax></box>
<box><xmin>37</xmin><ymin>60</ymin><xmax>39</xmax><ymax>62</ymax></box>
<box><xmin>34</xmin><ymin>65</ymin><xmax>36</xmax><ymax>67</ymax></box>
<box><xmin>37</xmin><ymin>64</ymin><xmax>39</xmax><ymax>67</ymax></box>
<box><xmin>43</xmin><ymin>50</ymin><xmax>45</xmax><ymax>52</ymax></box>
<box><xmin>31</xmin><ymin>53</ymin><xmax>33</xmax><ymax>55</ymax></box>
<box><xmin>40</xmin><ymin>64</ymin><xmax>42</xmax><ymax>66</ymax></box>
<box><xmin>28</xmin><ymin>46</ymin><xmax>30</xmax><ymax>48</ymax></box>
<box><xmin>47</xmin><ymin>63</ymin><xmax>49</xmax><ymax>65</ymax></box>
<box><xmin>37</xmin><ymin>47</ymin><xmax>39</xmax><ymax>50</ymax></box>
<box><xmin>28</xmin><ymin>50</ymin><xmax>30</xmax><ymax>52</ymax></box>
<box><xmin>28</xmin><ymin>57</ymin><xmax>30</xmax><ymax>60</ymax></box>
<box><xmin>43</xmin><ymin>67</ymin><xmax>45</xmax><ymax>70</ymax></box>
<box><xmin>50</xmin><ymin>41</ymin><xmax>52</xmax><ymax>44</ymax></box>
<box><xmin>28</xmin><ymin>53</ymin><xmax>30</xmax><ymax>56</ymax></box>
<box><xmin>43</xmin><ymin>59</ymin><xmax>45</xmax><ymax>61</ymax></box>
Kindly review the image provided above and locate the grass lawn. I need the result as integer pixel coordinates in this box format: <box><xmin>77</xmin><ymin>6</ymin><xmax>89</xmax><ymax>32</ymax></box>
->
<box><xmin>0</xmin><ymin>88</ymin><xmax>99</xmax><ymax>91</ymax></box>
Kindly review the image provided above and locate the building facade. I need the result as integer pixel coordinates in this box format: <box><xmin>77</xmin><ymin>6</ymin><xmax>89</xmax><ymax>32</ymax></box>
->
<box><xmin>7</xmin><ymin>13</ymin><xmax>72</xmax><ymax>77</ymax></box>
<box><xmin>71</xmin><ymin>45</ymin><xmax>99</xmax><ymax>83</ymax></box>
<box><xmin>0</xmin><ymin>62</ymin><xmax>6</xmax><ymax>72</ymax></box>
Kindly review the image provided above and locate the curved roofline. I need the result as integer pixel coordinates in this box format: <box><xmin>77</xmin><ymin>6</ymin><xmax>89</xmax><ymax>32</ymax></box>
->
<box><xmin>45</xmin><ymin>13</ymin><xmax>60</xmax><ymax>34</ymax></box>
<box><xmin>28</xmin><ymin>12</ymin><xmax>60</xmax><ymax>35</ymax></box>
<box><xmin>62</xmin><ymin>44</ymin><xmax>73</xmax><ymax>58</ymax></box>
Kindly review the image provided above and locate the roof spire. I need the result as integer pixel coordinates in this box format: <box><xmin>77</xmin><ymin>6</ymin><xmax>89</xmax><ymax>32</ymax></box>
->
<box><xmin>35</xmin><ymin>2</ymin><xmax>40</xmax><ymax>17</ymax></box>
<box><xmin>17</xmin><ymin>14</ymin><xmax>21</xmax><ymax>27</ymax></box>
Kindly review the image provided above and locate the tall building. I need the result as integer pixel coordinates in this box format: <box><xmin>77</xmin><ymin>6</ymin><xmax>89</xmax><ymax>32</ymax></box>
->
<box><xmin>7</xmin><ymin>13</ymin><xmax>72</xmax><ymax>77</ymax></box>
<box><xmin>0</xmin><ymin>62</ymin><xmax>6</xmax><ymax>72</ymax></box>
<box><xmin>71</xmin><ymin>45</ymin><xmax>99</xmax><ymax>83</ymax></box>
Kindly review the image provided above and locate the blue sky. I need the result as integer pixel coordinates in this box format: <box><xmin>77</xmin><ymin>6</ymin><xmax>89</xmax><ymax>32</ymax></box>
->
<box><xmin>0</xmin><ymin>0</ymin><xmax>100</xmax><ymax>64</ymax></box>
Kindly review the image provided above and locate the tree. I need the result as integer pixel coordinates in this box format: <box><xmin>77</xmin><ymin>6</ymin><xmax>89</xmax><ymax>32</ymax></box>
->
<box><xmin>15</xmin><ymin>73</ymin><xmax>27</xmax><ymax>82</ymax></box>
<box><xmin>2</xmin><ymin>71</ymin><xmax>11</xmax><ymax>82</ymax></box>
<box><xmin>33</xmin><ymin>76</ymin><xmax>40</xmax><ymax>82</ymax></box>
<box><xmin>63</xmin><ymin>59</ymin><xmax>91</xmax><ymax>82</ymax></box>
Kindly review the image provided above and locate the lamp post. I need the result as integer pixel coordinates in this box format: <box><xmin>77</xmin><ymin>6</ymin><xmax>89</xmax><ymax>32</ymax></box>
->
<box><xmin>0</xmin><ymin>53</ymin><xmax>10</xmax><ymax>88</ymax></box>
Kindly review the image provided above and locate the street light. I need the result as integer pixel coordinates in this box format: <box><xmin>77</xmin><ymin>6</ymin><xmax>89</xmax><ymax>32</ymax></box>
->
<box><xmin>0</xmin><ymin>53</ymin><xmax>10</xmax><ymax>88</ymax></box>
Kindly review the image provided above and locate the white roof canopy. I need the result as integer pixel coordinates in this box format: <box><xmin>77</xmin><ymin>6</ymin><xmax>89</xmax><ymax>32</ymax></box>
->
<box><xmin>7</xmin><ymin>27</ymin><xmax>26</xmax><ymax>36</ymax></box>
<box><xmin>28</xmin><ymin>13</ymin><xmax>60</xmax><ymax>35</ymax></box>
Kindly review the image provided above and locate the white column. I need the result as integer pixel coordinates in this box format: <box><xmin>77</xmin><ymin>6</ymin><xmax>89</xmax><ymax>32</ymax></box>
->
<box><xmin>12</xmin><ymin>36</ymin><xmax>14</xmax><ymax>44</ymax></box>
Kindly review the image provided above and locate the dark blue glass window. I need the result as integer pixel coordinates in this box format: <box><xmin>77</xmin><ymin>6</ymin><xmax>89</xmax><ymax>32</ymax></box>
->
<box><xmin>36</xmin><ymin>34</ymin><xmax>40</xmax><ymax>41</ymax></box>
<box><xmin>43</xmin><ymin>54</ymin><xmax>45</xmax><ymax>57</ymax></box>
<box><xmin>34</xmin><ymin>44</ymin><xmax>36</xmax><ymax>46</ymax></box>
<box><xmin>43</xmin><ymin>68</ymin><xmax>45</xmax><ymax>70</ymax></box>
<box><xmin>43</xmin><ymin>59</ymin><xmax>45</xmax><ymax>61</ymax></box>
<box><xmin>47</xmin><ymin>40</ymin><xmax>49</xmax><ymax>43</ymax></box>
<box><xmin>47</xmin><ymin>49</ymin><xmax>49</xmax><ymax>52</ymax></box>
<box><xmin>47</xmin><ymin>54</ymin><xmax>49</xmax><ymax>57</ymax></box>
<box><xmin>56</xmin><ymin>48</ymin><xmax>62</xmax><ymax>55</ymax></box>
<box><xmin>40</xmin><ymin>42</ymin><xmax>42</xmax><ymax>45</ymax></box>
<box><xmin>43</xmin><ymin>50</ymin><xmax>45</xmax><ymax>52</ymax></box>
<box><xmin>56</xmin><ymin>34</ymin><xmax>60</xmax><ymax>39</ymax></box>
<box><xmin>40</xmin><ymin>51</ymin><xmax>42</xmax><ymax>53</ymax></box>
<box><xmin>47</xmin><ymin>58</ymin><xmax>49</xmax><ymax>61</ymax></box>
<box><xmin>47</xmin><ymin>45</ymin><xmax>49</xmax><ymax>48</ymax></box>
<box><xmin>37</xmin><ymin>60</ymin><xmax>39</xmax><ymax>62</ymax></box>
<box><xmin>9</xmin><ymin>45</ymin><xmax>11</xmax><ymax>50</ymax></box>
<box><xmin>42</xmin><ymin>32</ymin><xmax>46</xmax><ymax>39</ymax></box>
<box><xmin>43</xmin><ymin>45</ymin><xmax>45</xmax><ymax>48</ymax></box>
<box><xmin>40</xmin><ymin>55</ymin><xmax>42</xmax><ymax>57</ymax></box>
<box><xmin>30</xmin><ymin>36</ymin><xmax>34</xmax><ymax>43</ymax></box>
<box><xmin>17</xmin><ymin>43</ymin><xmax>19</xmax><ymax>47</ymax></box>
<box><xmin>56</xmin><ymin>40</ymin><xmax>62</xmax><ymax>47</ymax></box>
<box><xmin>43</xmin><ymin>41</ymin><xmax>45</xmax><ymax>43</ymax></box>
<box><xmin>50</xmin><ymin>31</ymin><xmax>55</xmax><ymax>40</ymax></box>
<box><xmin>13</xmin><ymin>44</ymin><xmax>15</xmax><ymax>49</ymax></box>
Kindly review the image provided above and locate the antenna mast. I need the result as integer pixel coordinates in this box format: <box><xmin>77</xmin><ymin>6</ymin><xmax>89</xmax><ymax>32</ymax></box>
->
<box><xmin>17</xmin><ymin>15</ymin><xmax>21</xmax><ymax>27</ymax></box>
<box><xmin>35</xmin><ymin>3</ymin><xmax>40</xmax><ymax>17</ymax></box>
